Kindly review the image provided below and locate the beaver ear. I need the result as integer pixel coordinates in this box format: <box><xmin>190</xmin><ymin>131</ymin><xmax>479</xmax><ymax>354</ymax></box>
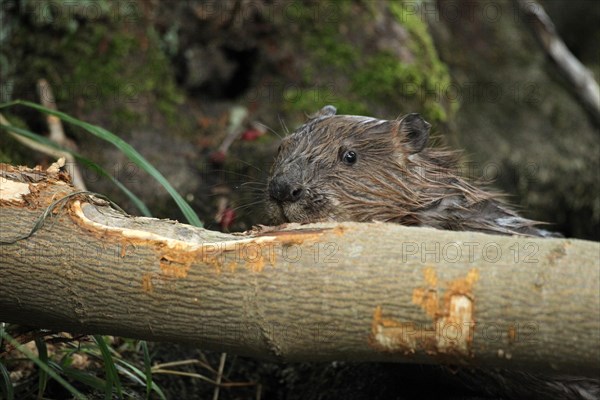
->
<box><xmin>399</xmin><ymin>113</ymin><xmax>431</xmax><ymax>154</ymax></box>
<box><xmin>311</xmin><ymin>105</ymin><xmax>337</xmax><ymax>119</ymax></box>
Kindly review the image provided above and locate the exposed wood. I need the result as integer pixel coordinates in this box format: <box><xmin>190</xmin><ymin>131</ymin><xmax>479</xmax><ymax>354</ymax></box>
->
<box><xmin>0</xmin><ymin>163</ymin><xmax>598</xmax><ymax>377</ymax></box>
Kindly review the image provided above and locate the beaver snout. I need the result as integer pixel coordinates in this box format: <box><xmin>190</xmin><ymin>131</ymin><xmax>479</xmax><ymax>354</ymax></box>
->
<box><xmin>268</xmin><ymin>175</ymin><xmax>305</xmax><ymax>203</ymax></box>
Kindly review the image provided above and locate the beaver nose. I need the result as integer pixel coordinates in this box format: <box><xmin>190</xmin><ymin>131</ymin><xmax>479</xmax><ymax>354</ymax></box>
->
<box><xmin>269</xmin><ymin>176</ymin><xmax>304</xmax><ymax>203</ymax></box>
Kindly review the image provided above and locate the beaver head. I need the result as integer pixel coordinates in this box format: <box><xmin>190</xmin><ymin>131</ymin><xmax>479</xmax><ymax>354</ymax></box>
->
<box><xmin>265</xmin><ymin>105</ymin><xmax>446</xmax><ymax>225</ymax></box>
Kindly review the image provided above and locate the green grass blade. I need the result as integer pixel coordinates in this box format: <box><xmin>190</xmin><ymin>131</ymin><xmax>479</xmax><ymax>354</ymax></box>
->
<box><xmin>0</xmin><ymin>100</ymin><xmax>202</xmax><ymax>226</ymax></box>
<box><xmin>93</xmin><ymin>336</ymin><xmax>123</xmax><ymax>399</ymax></box>
<box><xmin>115</xmin><ymin>363</ymin><xmax>145</xmax><ymax>386</ymax></box>
<box><xmin>0</xmin><ymin>120</ymin><xmax>152</xmax><ymax>217</ymax></box>
<box><xmin>140</xmin><ymin>341</ymin><xmax>152</xmax><ymax>399</ymax></box>
<box><xmin>0</xmin><ymin>332</ymin><xmax>86</xmax><ymax>400</ymax></box>
<box><xmin>117</xmin><ymin>359</ymin><xmax>167</xmax><ymax>400</ymax></box>
<box><xmin>49</xmin><ymin>362</ymin><xmax>107</xmax><ymax>391</ymax></box>
<box><xmin>34</xmin><ymin>338</ymin><xmax>48</xmax><ymax>399</ymax></box>
<box><xmin>0</xmin><ymin>359</ymin><xmax>14</xmax><ymax>400</ymax></box>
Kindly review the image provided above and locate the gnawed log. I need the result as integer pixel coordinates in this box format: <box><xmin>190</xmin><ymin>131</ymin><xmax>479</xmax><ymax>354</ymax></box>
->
<box><xmin>0</xmin><ymin>163</ymin><xmax>598</xmax><ymax>377</ymax></box>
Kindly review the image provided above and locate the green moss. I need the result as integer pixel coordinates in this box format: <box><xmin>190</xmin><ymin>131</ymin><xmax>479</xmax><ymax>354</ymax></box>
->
<box><xmin>60</xmin><ymin>25</ymin><xmax>182</xmax><ymax>125</ymax></box>
<box><xmin>284</xmin><ymin>86</ymin><xmax>369</xmax><ymax>116</ymax></box>
<box><xmin>389</xmin><ymin>0</ymin><xmax>456</xmax><ymax>120</ymax></box>
<box><xmin>305</xmin><ymin>34</ymin><xmax>358</xmax><ymax>73</ymax></box>
<box><xmin>8</xmin><ymin>1</ymin><xmax>183</xmax><ymax>129</ymax></box>
<box><xmin>285</xmin><ymin>0</ymin><xmax>454</xmax><ymax>125</ymax></box>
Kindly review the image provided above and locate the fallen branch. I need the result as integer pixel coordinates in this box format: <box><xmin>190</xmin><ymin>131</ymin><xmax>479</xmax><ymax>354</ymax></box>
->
<box><xmin>516</xmin><ymin>0</ymin><xmax>600</xmax><ymax>126</ymax></box>
<box><xmin>0</xmin><ymin>163</ymin><xmax>598</xmax><ymax>377</ymax></box>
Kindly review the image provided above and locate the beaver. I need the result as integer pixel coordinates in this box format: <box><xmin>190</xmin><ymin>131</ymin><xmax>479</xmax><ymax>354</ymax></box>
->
<box><xmin>266</xmin><ymin>105</ymin><xmax>560</xmax><ymax>237</ymax></box>
<box><xmin>264</xmin><ymin>106</ymin><xmax>600</xmax><ymax>399</ymax></box>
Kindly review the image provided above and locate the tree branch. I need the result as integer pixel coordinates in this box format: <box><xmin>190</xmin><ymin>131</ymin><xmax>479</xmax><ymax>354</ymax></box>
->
<box><xmin>516</xmin><ymin>0</ymin><xmax>600</xmax><ymax>126</ymax></box>
<box><xmin>0</xmin><ymin>163</ymin><xmax>598</xmax><ymax>377</ymax></box>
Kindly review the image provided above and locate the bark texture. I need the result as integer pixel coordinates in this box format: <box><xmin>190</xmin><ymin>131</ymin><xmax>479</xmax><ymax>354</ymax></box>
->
<box><xmin>0</xmin><ymin>164</ymin><xmax>598</xmax><ymax>377</ymax></box>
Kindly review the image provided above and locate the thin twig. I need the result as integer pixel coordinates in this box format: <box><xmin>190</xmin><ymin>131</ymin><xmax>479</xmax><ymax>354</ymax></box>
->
<box><xmin>515</xmin><ymin>0</ymin><xmax>600</xmax><ymax>126</ymax></box>
<box><xmin>212</xmin><ymin>352</ymin><xmax>227</xmax><ymax>400</ymax></box>
<box><xmin>151</xmin><ymin>358</ymin><xmax>213</xmax><ymax>371</ymax></box>
<box><xmin>218</xmin><ymin>106</ymin><xmax>249</xmax><ymax>155</ymax></box>
<box><xmin>37</xmin><ymin>79</ymin><xmax>88</xmax><ymax>189</ymax></box>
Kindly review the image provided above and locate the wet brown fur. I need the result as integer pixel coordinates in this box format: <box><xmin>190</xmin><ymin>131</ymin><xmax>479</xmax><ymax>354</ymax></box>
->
<box><xmin>267</xmin><ymin>107</ymin><xmax>556</xmax><ymax>237</ymax></box>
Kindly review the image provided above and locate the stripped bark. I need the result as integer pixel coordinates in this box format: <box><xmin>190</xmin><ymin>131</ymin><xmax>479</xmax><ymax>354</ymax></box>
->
<box><xmin>0</xmin><ymin>163</ymin><xmax>598</xmax><ymax>377</ymax></box>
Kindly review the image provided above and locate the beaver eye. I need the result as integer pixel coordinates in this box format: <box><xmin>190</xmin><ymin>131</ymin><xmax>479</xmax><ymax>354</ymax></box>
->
<box><xmin>341</xmin><ymin>150</ymin><xmax>357</xmax><ymax>165</ymax></box>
